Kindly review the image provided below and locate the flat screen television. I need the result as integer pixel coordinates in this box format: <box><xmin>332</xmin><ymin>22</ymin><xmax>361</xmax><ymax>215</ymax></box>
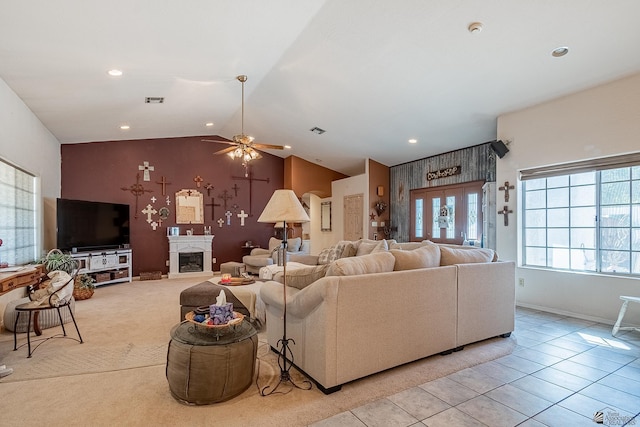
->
<box><xmin>56</xmin><ymin>198</ymin><xmax>130</xmax><ymax>253</ymax></box>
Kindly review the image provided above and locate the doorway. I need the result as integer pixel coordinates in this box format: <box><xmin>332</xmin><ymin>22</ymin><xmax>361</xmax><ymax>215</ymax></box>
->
<box><xmin>410</xmin><ymin>181</ymin><xmax>484</xmax><ymax>245</ymax></box>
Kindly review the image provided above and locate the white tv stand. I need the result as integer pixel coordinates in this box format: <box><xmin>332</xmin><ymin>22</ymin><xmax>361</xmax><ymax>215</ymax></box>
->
<box><xmin>71</xmin><ymin>249</ymin><xmax>132</xmax><ymax>286</ymax></box>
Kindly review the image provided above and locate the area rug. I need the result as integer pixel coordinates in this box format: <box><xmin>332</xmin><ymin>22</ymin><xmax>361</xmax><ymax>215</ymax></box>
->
<box><xmin>0</xmin><ymin>278</ymin><xmax>516</xmax><ymax>426</ymax></box>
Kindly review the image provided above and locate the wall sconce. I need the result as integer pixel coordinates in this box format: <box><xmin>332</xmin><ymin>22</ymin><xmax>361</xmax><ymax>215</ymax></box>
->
<box><xmin>377</xmin><ymin>186</ymin><xmax>384</xmax><ymax>197</ymax></box>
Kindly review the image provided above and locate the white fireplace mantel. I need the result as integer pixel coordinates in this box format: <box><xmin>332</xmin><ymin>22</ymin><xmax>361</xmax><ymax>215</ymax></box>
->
<box><xmin>168</xmin><ymin>235</ymin><xmax>214</xmax><ymax>279</ymax></box>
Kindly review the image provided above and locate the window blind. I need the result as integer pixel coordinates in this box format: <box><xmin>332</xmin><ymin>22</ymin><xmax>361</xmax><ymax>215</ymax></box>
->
<box><xmin>519</xmin><ymin>152</ymin><xmax>640</xmax><ymax>181</ymax></box>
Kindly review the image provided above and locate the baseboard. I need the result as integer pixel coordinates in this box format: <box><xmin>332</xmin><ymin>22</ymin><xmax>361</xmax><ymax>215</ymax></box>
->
<box><xmin>516</xmin><ymin>303</ymin><xmax>617</xmax><ymax>326</ymax></box>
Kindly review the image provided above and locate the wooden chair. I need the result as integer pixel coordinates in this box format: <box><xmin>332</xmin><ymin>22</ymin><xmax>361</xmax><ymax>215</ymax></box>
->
<box><xmin>13</xmin><ymin>271</ymin><xmax>83</xmax><ymax>357</ymax></box>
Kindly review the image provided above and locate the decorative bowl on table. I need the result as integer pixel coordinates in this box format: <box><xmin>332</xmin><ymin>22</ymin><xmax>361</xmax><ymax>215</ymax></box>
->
<box><xmin>185</xmin><ymin>311</ymin><xmax>244</xmax><ymax>328</ymax></box>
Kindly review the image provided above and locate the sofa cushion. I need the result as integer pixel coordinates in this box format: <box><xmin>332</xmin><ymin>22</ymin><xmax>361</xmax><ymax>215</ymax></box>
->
<box><xmin>356</xmin><ymin>239</ymin><xmax>388</xmax><ymax>256</ymax></box>
<box><xmin>325</xmin><ymin>251</ymin><xmax>395</xmax><ymax>276</ymax></box>
<box><xmin>277</xmin><ymin>264</ymin><xmax>331</xmax><ymax>290</ymax></box>
<box><xmin>390</xmin><ymin>244</ymin><xmax>441</xmax><ymax>271</ymax></box>
<box><xmin>439</xmin><ymin>246</ymin><xmax>495</xmax><ymax>265</ymax></box>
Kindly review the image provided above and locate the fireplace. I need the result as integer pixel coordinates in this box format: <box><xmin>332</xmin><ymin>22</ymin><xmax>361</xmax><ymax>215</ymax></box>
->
<box><xmin>168</xmin><ymin>235</ymin><xmax>214</xmax><ymax>279</ymax></box>
<box><xmin>179</xmin><ymin>252</ymin><xmax>203</xmax><ymax>273</ymax></box>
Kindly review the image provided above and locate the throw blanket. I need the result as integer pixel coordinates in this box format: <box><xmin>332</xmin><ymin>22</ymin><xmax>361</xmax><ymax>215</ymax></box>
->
<box><xmin>258</xmin><ymin>261</ymin><xmax>310</xmax><ymax>280</ymax></box>
<box><xmin>196</xmin><ymin>281</ymin><xmax>251</xmax><ymax>319</ymax></box>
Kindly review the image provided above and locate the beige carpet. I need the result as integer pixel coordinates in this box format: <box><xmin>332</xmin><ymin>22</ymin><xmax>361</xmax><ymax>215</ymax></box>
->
<box><xmin>0</xmin><ymin>276</ymin><xmax>515</xmax><ymax>426</ymax></box>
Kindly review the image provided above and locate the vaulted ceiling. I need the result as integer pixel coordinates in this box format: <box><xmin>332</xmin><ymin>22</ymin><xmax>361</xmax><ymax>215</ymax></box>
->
<box><xmin>2</xmin><ymin>1</ymin><xmax>640</xmax><ymax>176</ymax></box>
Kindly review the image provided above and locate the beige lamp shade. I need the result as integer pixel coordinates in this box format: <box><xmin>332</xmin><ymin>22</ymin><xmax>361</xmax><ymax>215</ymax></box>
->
<box><xmin>274</xmin><ymin>222</ymin><xmax>285</xmax><ymax>229</ymax></box>
<box><xmin>258</xmin><ymin>189</ymin><xmax>310</xmax><ymax>224</ymax></box>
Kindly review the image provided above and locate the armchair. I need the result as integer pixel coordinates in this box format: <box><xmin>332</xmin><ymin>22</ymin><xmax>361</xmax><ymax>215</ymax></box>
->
<box><xmin>242</xmin><ymin>237</ymin><xmax>307</xmax><ymax>274</ymax></box>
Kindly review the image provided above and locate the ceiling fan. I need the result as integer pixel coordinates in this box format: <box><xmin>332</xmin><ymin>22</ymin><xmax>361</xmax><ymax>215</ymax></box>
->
<box><xmin>202</xmin><ymin>75</ymin><xmax>284</xmax><ymax>175</ymax></box>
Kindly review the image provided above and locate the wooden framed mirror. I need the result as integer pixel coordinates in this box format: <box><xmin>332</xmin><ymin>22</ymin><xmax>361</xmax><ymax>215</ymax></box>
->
<box><xmin>175</xmin><ymin>189</ymin><xmax>204</xmax><ymax>224</ymax></box>
<box><xmin>321</xmin><ymin>201</ymin><xmax>331</xmax><ymax>231</ymax></box>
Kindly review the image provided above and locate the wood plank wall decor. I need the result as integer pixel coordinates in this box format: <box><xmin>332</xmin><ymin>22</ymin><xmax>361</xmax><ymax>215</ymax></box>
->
<box><xmin>389</xmin><ymin>143</ymin><xmax>495</xmax><ymax>242</ymax></box>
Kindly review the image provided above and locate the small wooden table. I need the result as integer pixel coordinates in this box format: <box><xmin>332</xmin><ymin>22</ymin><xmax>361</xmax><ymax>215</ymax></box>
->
<box><xmin>0</xmin><ymin>265</ymin><xmax>44</xmax><ymax>296</ymax></box>
<box><xmin>1</xmin><ymin>265</ymin><xmax>46</xmax><ymax>334</ymax></box>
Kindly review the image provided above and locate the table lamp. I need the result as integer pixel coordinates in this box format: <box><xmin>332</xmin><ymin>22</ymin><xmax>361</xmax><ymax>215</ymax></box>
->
<box><xmin>257</xmin><ymin>189</ymin><xmax>311</xmax><ymax>395</ymax></box>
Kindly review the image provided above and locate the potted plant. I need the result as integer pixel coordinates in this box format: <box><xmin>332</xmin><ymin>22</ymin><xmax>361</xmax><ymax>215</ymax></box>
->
<box><xmin>40</xmin><ymin>249</ymin><xmax>77</xmax><ymax>274</ymax></box>
<box><xmin>73</xmin><ymin>273</ymin><xmax>96</xmax><ymax>300</ymax></box>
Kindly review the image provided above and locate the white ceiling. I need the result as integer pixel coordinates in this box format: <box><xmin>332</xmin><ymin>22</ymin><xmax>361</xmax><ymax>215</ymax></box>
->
<box><xmin>2</xmin><ymin>1</ymin><xmax>640</xmax><ymax>176</ymax></box>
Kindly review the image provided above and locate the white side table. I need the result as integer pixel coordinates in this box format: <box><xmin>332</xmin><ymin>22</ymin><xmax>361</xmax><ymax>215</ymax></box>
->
<box><xmin>612</xmin><ymin>296</ymin><xmax>640</xmax><ymax>336</ymax></box>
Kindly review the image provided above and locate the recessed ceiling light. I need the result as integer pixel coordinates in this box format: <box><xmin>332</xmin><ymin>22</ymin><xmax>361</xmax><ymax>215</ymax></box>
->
<box><xmin>108</xmin><ymin>69</ymin><xmax>123</xmax><ymax>77</ymax></box>
<box><xmin>468</xmin><ymin>22</ymin><xmax>483</xmax><ymax>34</ymax></box>
<box><xmin>408</xmin><ymin>139</ymin><xmax>417</xmax><ymax>144</ymax></box>
<box><xmin>551</xmin><ymin>47</ymin><xmax>569</xmax><ymax>57</ymax></box>
<box><xmin>120</xmin><ymin>125</ymin><xmax>130</xmax><ymax>130</ymax></box>
<box><xmin>205</xmin><ymin>122</ymin><xmax>214</xmax><ymax>127</ymax></box>
<box><xmin>284</xmin><ymin>145</ymin><xmax>291</xmax><ymax>149</ymax></box>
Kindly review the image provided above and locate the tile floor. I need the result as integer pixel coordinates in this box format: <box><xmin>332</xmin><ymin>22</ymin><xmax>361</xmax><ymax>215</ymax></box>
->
<box><xmin>310</xmin><ymin>307</ymin><xmax>640</xmax><ymax>427</ymax></box>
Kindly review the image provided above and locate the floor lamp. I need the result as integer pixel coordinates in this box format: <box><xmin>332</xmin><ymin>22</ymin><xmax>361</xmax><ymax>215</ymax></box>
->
<box><xmin>257</xmin><ymin>189</ymin><xmax>312</xmax><ymax>395</ymax></box>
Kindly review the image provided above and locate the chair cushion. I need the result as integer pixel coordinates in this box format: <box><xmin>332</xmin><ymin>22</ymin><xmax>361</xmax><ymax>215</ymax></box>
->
<box><xmin>3</xmin><ymin>296</ymin><xmax>76</xmax><ymax>333</ymax></box>
<box><xmin>242</xmin><ymin>255</ymin><xmax>274</xmax><ymax>268</ymax></box>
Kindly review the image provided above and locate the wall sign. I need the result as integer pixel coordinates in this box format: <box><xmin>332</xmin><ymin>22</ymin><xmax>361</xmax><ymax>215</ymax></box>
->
<box><xmin>427</xmin><ymin>166</ymin><xmax>461</xmax><ymax>181</ymax></box>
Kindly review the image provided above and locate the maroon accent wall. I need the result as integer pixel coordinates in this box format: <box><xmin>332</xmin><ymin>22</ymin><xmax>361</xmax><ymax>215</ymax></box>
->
<box><xmin>61</xmin><ymin>136</ymin><xmax>284</xmax><ymax>276</ymax></box>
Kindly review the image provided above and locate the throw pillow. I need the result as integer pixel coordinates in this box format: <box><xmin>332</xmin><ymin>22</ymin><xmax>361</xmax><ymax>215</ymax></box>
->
<box><xmin>439</xmin><ymin>246</ymin><xmax>495</xmax><ymax>265</ymax></box>
<box><xmin>388</xmin><ymin>240</ymin><xmax>433</xmax><ymax>251</ymax></box>
<box><xmin>268</xmin><ymin>237</ymin><xmax>282</xmax><ymax>253</ymax></box>
<box><xmin>325</xmin><ymin>251</ymin><xmax>395</xmax><ymax>276</ymax></box>
<box><xmin>317</xmin><ymin>243</ymin><xmax>345</xmax><ymax>265</ymax></box>
<box><xmin>356</xmin><ymin>239</ymin><xmax>388</xmax><ymax>256</ymax></box>
<box><xmin>390</xmin><ymin>244</ymin><xmax>441</xmax><ymax>271</ymax></box>
<box><xmin>287</xmin><ymin>237</ymin><xmax>302</xmax><ymax>252</ymax></box>
<box><xmin>281</xmin><ymin>264</ymin><xmax>330</xmax><ymax>290</ymax></box>
<box><xmin>341</xmin><ymin>242</ymin><xmax>357</xmax><ymax>258</ymax></box>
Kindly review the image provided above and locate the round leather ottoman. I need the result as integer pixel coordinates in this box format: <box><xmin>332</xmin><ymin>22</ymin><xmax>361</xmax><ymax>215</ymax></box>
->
<box><xmin>166</xmin><ymin>320</ymin><xmax>258</xmax><ymax>405</ymax></box>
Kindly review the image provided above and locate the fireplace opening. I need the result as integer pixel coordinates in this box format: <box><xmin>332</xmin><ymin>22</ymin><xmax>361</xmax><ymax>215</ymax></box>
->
<box><xmin>179</xmin><ymin>252</ymin><xmax>204</xmax><ymax>273</ymax></box>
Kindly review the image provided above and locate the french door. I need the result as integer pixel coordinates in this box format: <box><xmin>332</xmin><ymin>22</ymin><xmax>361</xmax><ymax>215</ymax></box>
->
<box><xmin>410</xmin><ymin>181</ymin><xmax>484</xmax><ymax>245</ymax></box>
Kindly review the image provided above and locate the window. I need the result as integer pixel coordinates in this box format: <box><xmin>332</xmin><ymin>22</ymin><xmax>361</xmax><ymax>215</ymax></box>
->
<box><xmin>522</xmin><ymin>163</ymin><xmax>640</xmax><ymax>276</ymax></box>
<box><xmin>0</xmin><ymin>158</ymin><xmax>37</xmax><ymax>266</ymax></box>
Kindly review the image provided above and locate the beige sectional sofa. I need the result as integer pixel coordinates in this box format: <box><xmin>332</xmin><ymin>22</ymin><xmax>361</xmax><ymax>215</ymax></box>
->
<box><xmin>260</xmin><ymin>240</ymin><xmax>515</xmax><ymax>393</ymax></box>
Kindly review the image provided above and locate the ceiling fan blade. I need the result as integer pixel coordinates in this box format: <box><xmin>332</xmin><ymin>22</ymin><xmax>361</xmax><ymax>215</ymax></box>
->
<box><xmin>202</xmin><ymin>138</ymin><xmax>234</xmax><ymax>145</ymax></box>
<box><xmin>213</xmin><ymin>146</ymin><xmax>237</xmax><ymax>155</ymax></box>
<box><xmin>253</xmin><ymin>143</ymin><xmax>285</xmax><ymax>150</ymax></box>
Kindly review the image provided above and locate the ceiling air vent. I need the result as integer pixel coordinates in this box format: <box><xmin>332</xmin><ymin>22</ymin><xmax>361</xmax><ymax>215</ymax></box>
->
<box><xmin>145</xmin><ymin>97</ymin><xmax>165</xmax><ymax>104</ymax></box>
<box><xmin>310</xmin><ymin>127</ymin><xmax>325</xmax><ymax>135</ymax></box>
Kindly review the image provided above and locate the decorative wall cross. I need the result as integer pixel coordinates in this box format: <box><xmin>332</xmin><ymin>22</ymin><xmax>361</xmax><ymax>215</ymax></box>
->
<box><xmin>237</xmin><ymin>210</ymin><xmax>248</xmax><ymax>226</ymax></box>
<box><xmin>150</xmin><ymin>196</ymin><xmax>156</xmax><ymax>203</ymax></box>
<box><xmin>499</xmin><ymin>181</ymin><xmax>515</xmax><ymax>202</ymax></box>
<box><xmin>217</xmin><ymin>218</ymin><xmax>224</xmax><ymax>228</ymax></box>
<box><xmin>204</xmin><ymin>183</ymin><xmax>214</xmax><ymax>196</ymax></box>
<box><xmin>121</xmin><ymin>173</ymin><xmax>153</xmax><ymax>219</ymax></box>
<box><xmin>141</xmin><ymin>204</ymin><xmax>157</xmax><ymax>224</ymax></box>
<box><xmin>232</xmin><ymin>168</ymin><xmax>270</xmax><ymax>216</ymax></box>
<box><xmin>224</xmin><ymin>210</ymin><xmax>233</xmax><ymax>225</ymax></box>
<box><xmin>218</xmin><ymin>189</ymin><xmax>233</xmax><ymax>210</ymax></box>
<box><xmin>232</xmin><ymin>184</ymin><xmax>240</xmax><ymax>196</ymax></box>
<box><xmin>498</xmin><ymin>205</ymin><xmax>513</xmax><ymax>226</ymax></box>
<box><xmin>193</xmin><ymin>175</ymin><xmax>204</xmax><ymax>188</ymax></box>
<box><xmin>156</xmin><ymin>176</ymin><xmax>171</xmax><ymax>196</ymax></box>
<box><xmin>205</xmin><ymin>197</ymin><xmax>221</xmax><ymax>220</ymax></box>
<box><xmin>151</xmin><ymin>221</ymin><xmax>158</xmax><ymax>230</ymax></box>
<box><xmin>138</xmin><ymin>161</ymin><xmax>154</xmax><ymax>182</ymax></box>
